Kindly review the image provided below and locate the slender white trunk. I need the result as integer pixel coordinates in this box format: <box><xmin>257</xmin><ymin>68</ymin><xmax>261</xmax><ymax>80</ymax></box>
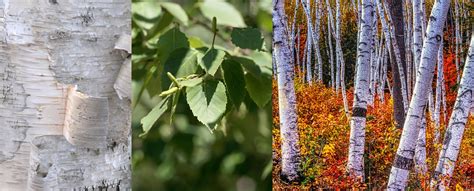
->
<box><xmin>430</xmin><ymin>31</ymin><xmax>473</xmax><ymax>190</ymax></box>
<box><xmin>290</xmin><ymin>0</ymin><xmax>300</xmax><ymax>65</ymax></box>
<box><xmin>405</xmin><ymin>0</ymin><xmax>413</xmax><ymax>99</ymax></box>
<box><xmin>306</xmin><ymin>31</ymin><xmax>313</xmax><ymax>84</ymax></box>
<box><xmin>413</xmin><ymin>0</ymin><xmax>423</xmax><ymax>82</ymax></box>
<box><xmin>434</xmin><ymin>38</ymin><xmax>444</xmax><ymax>143</ymax></box>
<box><xmin>314</xmin><ymin>2</ymin><xmax>323</xmax><ymax>82</ymax></box>
<box><xmin>454</xmin><ymin>0</ymin><xmax>461</xmax><ymax>83</ymax></box>
<box><xmin>0</xmin><ymin>1</ymin><xmax>131</xmax><ymax>190</ymax></box>
<box><xmin>347</xmin><ymin>0</ymin><xmax>373</xmax><ymax>180</ymax></box>
<box><xmin>368</xmin><ymin>10</ymin><xmax>378</xmax><ymax>106</ymax></box>
<box><xmin>327</xmin><ymin>17</ymin><xmax>335</xmax><ymax>88</ymax></box>
<box><xmin>326</xmin><ymin>0</ymin><xmax>340</xmax><ymax>92</ymax></box>
<box><xmin>273</xmin><ymin>0</ymin><xmax>301</xmax><ymax>182</ymax></box>
<box><xmin>297</xmin><ymin>27</ymin><xmax>301</xmax><ymax>75</ymax></box>
<box><xmin>379</xmin><ymin>46</ymin><xmax>389</xmax><ymax>103</ymax></box>
<box><xmin>387</xmin><ymin>0</ymin><xmax>450</xmax><ymax>189</ymax></box>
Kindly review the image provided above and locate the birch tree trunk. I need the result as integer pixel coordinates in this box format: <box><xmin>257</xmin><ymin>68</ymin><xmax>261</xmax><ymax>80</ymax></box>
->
<box><xmin>434</xmin><ymin>38</ymin><xmax>444</xmax><ymax>143</ymax></box>
<box><xmin>273</xmin><ymin>0</ymin><xmax>301</xmax><ymax>183</ymax></box>
<box><xmin>412</xmin><ymin>0</ymin><xmax>423</xmax><ymax>79</ymax></box>
<box><xmin>335</xmin><ymin>0</ymin><xmax>349</xmax><ymax>118</ymax></box>
<box><xmin>347</xmin><ymin>0</ymin><xmax>373</xmax><ymax>180</ymax></box>
<box><xmin>430</xmin><ymin>31</ymin><xmax>473</xmax><ymax>190</ymax></box>
<box><xmin>414</xmin><ymin>110</ymin><xmax>427</xmax><ymax>176</ymax></box>
<box><xmin>327</xmin><ymin>17</ymin><xmax>335</xmax><ymax>88</ymax></box>
<box><xmin>314</xmin><ymin>2</ymin><xmax>323</xmax><ymax>82</ymax></box>
<box><xmin>387</xmin><ymin>0</ymin><xmax>450</xmax><ymax>189</ymax></box>
<box><xmin>0</xmin><ymin>0</ymin><xmax>131</xmax><ymax>190</ymax></box>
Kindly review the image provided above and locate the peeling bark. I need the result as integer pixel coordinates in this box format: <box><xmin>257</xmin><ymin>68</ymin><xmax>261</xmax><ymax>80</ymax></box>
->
<box><xmin>0</xmin><ymin>1</ymin><xmax>131</xmax><ymax>190</ymax></box>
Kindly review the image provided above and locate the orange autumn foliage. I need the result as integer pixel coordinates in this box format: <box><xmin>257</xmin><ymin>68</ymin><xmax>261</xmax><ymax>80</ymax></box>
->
<box><xmin>272</xmin><ymin>77</ymin><xmax>473</xmax><ymax>189</ymax></box>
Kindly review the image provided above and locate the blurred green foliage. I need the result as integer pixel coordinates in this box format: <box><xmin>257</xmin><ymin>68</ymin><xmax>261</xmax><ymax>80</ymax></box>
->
<box><xmin>132</xmin><ymin>0</ymin><xmax>272</xmax><ymax>190</ymax></box>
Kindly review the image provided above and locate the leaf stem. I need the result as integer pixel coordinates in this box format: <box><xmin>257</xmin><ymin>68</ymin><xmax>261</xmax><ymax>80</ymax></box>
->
<box><xmin>211</xmin><ymin>17</ymin><xmax>217</xmax><ymax>49</ymax></box>
<box><xmin>159</xmin><ymin>87</ymin><xmax>179</xmax><ymax>97</ymax></box>
<box><xmin>167</xmin><ymin>72</ymin><xmax>182</xmax><ymax>88</ymax></box>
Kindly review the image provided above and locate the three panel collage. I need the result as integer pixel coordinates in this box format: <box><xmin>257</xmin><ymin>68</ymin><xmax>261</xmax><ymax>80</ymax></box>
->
<box><xmin>0</xmin><ymin>0</ymin><xmax>472</xmax><ymax>190</ymax></box>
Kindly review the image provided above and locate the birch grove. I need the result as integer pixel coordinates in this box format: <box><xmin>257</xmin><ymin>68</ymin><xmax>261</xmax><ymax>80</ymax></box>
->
<box><xmin>274</xmin><ymin>0</ymin><xmax>472</xmax><ymax>189</ymax></box>
<box><xmin>0</xmin><ymin>0</ymin><xmax>131</xmax><ymax>190</ymax></box>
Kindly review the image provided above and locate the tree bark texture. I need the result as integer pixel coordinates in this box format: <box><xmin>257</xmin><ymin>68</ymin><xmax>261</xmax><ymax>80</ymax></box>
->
<box><xmin>0</xmin><ymin>1</ymin><xmax>131</xmax><ymax>190</ymax></box>
<box><xmin>347</xmin><ymin>0</ymin><xmax>373</xmax><ymax>180</ymax></box>
<box><xmin>273</xmin><ymin>0</ymin><xmax>301</xmax><ymax>183</ymax></box>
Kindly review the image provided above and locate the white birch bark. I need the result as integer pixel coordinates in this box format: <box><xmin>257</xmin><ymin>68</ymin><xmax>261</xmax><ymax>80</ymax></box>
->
<box><xmin>414</xmin><ymin>110</ymin><xmax>427</xmax><ymax>176</ymax></box>
<box><xmin>379</xmin><ymin>46</ymin><xmax>389</xmax><ymax>102</ymax></box>
<box><xmin>347</xmin><ymin>0</ymin><xmax>373</xmax><ymax>180</ymax></box>
<box><xmin>454</xmin><ymin>0</ymin><xmax>461</xmax><ymax>83</ymax></box>
<box><xmin>430</xmin><ymin>31</ymin><xmax>474</xmax><ymax>190</ymax></box>
<box><xmin>387</xmin><ymin>0</ymin><xmax>450</xmax><ymax>189</ymax></box>
<box><xmin>434</xmin><ymin>38</ymin><xmax>444</xmax><ymax>143</ymax></box>
<box><xmin>405</xmin><ymin>0</ymin><xmax>413</xmax><ymax>98</ymax></box>
<box><xmin>334</xmin><ymin>0</ymin><xmax>349</xmax><ymax>117</ymax></box>
<box><xmin>368</xmin><ymin>10</ymin><xmax>378</xmax><ymax>106</ymax></box>
<box><xmin>301</xmin><ymin>0</ymin><xmax>314</xmax><ymax>84</ymax></box>
<box><xmin>412</xmin><ymin>0</ymin><xmax>423</xmax><ymax>81</ymax></box>
<box><xmin>0</xmin><ymin>0</ymin><xmax>131</xmax><ymax>190</ymax></box>
<box><xmin>289</xmin><ymin>0</ymin><xmax>300</xmax><ymax>65</ymax></box>
<box><xmin>306</xmin><ymin>32</ymin><xmax>313</xmax><ymax>84</ymax></box>
<box><xmin>327</xmin><ymin>17</ymin><xmax>335</xmax><ymax>88</ymax></box>
<box><xmin>273</xmin><ymin>0</ymin><xmax>301</xmax><ymax>183</ymax></box>
<box><xmin>314</xmin><ymin>2</ymin><xmax>323</xmax><ymax>82</ymax></box>
<box><xmin>325</xmin><ymin>0</ymin><xmax>340</xmax><ymax>92</ymax></box>
<box><xmin>297</xmin><ymin>26</ymin><xmax>301</xmax><ymax>75</ymax></box>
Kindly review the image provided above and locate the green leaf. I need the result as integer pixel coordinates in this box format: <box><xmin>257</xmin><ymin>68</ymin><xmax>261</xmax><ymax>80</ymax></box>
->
<box><xmin>163</xmin><ymin>48</ymin><xmax>198</xmax><ymax>89</ymax></box>
<box><xmin>140</xmin><ymin>96</ymin><xmax>171</xmax><ymax>136</ymax></box>
<box><xmin>188</xmin><ymin>36</ymin><xmax>206</xmax><ymax>48</ymax></box>
<box><xmin>186</xmin><ymin>80</ymin><xmax>227</xmax><ymax>129</ymax></box>
<box><xmin>199</xmin><ymin>48</ymin><xmax>226</xmax><ymax>76</ymax></box>
<box><xmin>198</xmin><ymin>0</ymin><xmax>246</xmax><ymax>28</ymax></box>
<box><xmin>179</xmin><ymin>77</ymin><xmax>203</xmax><ymax>87</ymax></box>
<box><xmin>132</xmin><ymin>2</ymin><xmax>162</xmax><ymax>30</ymax></box>
<box><xmin>249</xmin><ymin>51</ymin><xmax>272</xmax><ymax>76</ymax></box>
<box><xmin>244</xmin><ymin>73</ymin><xmax>272</xmax><ymax>108</ymax></box>
<box><xmin>145</xmin><ymin>11</ymin><xmax>174</xmax><ymax>40</ymax></box>
<box><xmin>222</xmin><ymin>60</ymin><xmax>246</xmax><ymax>107</ymax></box>
<box><xmin>231</xmin><ymin>28</ymin><xmax>264</xmax><ymax>50</ymax></box>
<box><xmin>230</xmin><ymin>56</ymin><xmax>262</xmax><ymax>77</ymax></box>
<box><xmin>160</xmin><ymin>2</ymin><xmax>189</xmax><ymax>26</ymax></box>
<box><xmin>157</xmin><ymin>27</ymin><xmax>189</xmax><ymax>64</ymax></box>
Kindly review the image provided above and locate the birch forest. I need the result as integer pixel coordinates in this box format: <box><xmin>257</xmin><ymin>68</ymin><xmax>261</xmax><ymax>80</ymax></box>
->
<box><xmin>272</xmin><ymin>0</ymin><xmax>473</xmax><ymax>189</ymax></box>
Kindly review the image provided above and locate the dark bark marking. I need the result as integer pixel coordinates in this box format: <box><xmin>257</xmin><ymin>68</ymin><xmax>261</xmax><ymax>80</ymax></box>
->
<box><xmin>393</xmin><ymin>154</ymin><xmax>414</xmax><ymax>170</ymax></box>
<box><xmin>352</xmin><ymin>107</ymin><xmax>367</xmax><ymax>117</ymax></box>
